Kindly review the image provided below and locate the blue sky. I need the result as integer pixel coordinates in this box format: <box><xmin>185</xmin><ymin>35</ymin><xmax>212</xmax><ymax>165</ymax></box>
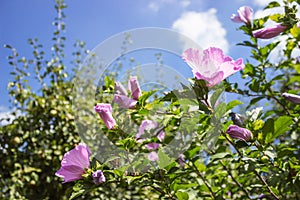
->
<box><xmin>0</xmin><ymin>0</ymin><xmax>274</xmax><ymax>115</ymax></box>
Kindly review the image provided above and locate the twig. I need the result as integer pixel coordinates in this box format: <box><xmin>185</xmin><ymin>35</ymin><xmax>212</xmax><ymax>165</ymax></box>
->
<box><xmin>220</xmin><ymin>161</ymin><xmax>252</xmax><ymax>199</ymax></box>
<box><xmin>253</xmin><ymin>170</ymin><xmax>280</xmax><ymax>200</ymax></box>
<box><xmin>221</xmin><ymin>131</ymin><xmax>243</xmax><ymax>157</ymax></box>
<box><xmin>192</xmin><ymin>162</ymin><xmax>217</xmax><ymax>199</ymax></box>
<box><xmin>222</xmin><ymin>131</ymin><xmax>280</xmax><ymax>200</ymax></box>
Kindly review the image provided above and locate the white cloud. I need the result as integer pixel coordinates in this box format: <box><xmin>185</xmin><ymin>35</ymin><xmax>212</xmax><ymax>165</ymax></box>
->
<box><xmin>0</xmin><ymin>106</ymin><xmax>9</xmax><ymax>112</ymax></box>
<box><xmin>172</xmin><ymin>9</ymin><xmax>229</xmax><ymax>53</ymax></box>
<box><xmin>180</xmin><ymin>0</ymin><xmax>191</xmax><ymax>8</ymax></box>
<box><xmin>254</xmin><ymin>7</ymin><xmax>284</xmax><ymax>19</ymax></box>
<box><xmin>0</xmin><ymin>111</ymin><xmax>14</xmax><ymax>126</ymax></box>
<box><xmin>254</xmin><ymin>6</ymin><xmax>284</xmax><ymax>28</ymax></box>
<box><xmin>254</xmin><ymin>0</ymin><xmax>300</xmax><ymax>19</ymax></box>
<box><xmin>0</xmin><ymin>106</ymin><xmax>20</xmax><ymax>126</ymax></box>
<box><xmin>261</xmin><ymin>35</ymin><xmax>300</xmax><ymax>63</ymax></box>
<box><xmin>253</xmin><ymin>0</ymin><xmax>274</xmax><ymax>7</ymax></box>
<box><xmin>148</xmin><ymin>2</ymin><xmax>160</xmax><ymax>12</ymax></box>
<box><xmin>148</xmin><ymin>0</ymin><xmax>191</xmax><ymax>12</ymax></box>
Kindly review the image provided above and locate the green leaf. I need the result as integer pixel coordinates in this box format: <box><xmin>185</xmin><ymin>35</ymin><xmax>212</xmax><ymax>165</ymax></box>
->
<box><xmin>103</xmin><ymin>156</ymin><xmax>120</xmax><ymax>165</ymax></box>
<box><xmin>290</xmin><ymin>25</ymin><xmax>300</xmax><ymax>38</ymax></box>
<box><xmin>262</xmin><ymin>116</ymin><xmax>292</xmax><ymax>144</ymax></box>
<box><xmin>126</xmin><ymin>175</ymin><xmax>144</xmax><ymax>185</ymax></box>
<box><xmin>179</xmin><ymin>98</ymin><xmax>198</xmax><ymax>112</ymax></box>
<box><xmin>158</xmin><ymin>149</ymin><xmax>173</xmax><ymax>169</ymax></box>
<box><xmin>160</xmin><ymin>91</ymin><xmax>178</xmax><ymax>102</ymax></box>
<box><xmin>269</xmin><ymin>14</ymin><xmax>282</xmax><ymax>22</ymax></box>
<box><xmin>265</xmin><ymin>1</ymin><xmax>281</xmax><ymax>9</ymax></box>
<box><xmin>176</xmin><ymin>191</ymin><xmax>189</xmax><ymax>200</ymax></box>
<box><xmin>69</xmin><ymin>189</ymin><xmax>85</xmax><ymax>200</ymax></box>
<box><xmin>262</xmin><ymin>118</ymin><xmax>275</xmax><ymax>144</ymax></box>
<box><xmin>214</xmin><ymin>102</ymin><xmax>227</xmax><ymax>119</ymax></box>
<box><xmin>278</xmin><ymin>147</ymin><xmax>298</xmax><ymax>158</ymax></box>
<box><xmin>138</xmin><ymin>90</ymin><xmax>157</xmax><ymax>107</ymax></box>
<box><xmin>249</xmin><ymin>79</ymin><xmax>260</xmax><ymax>92</ymax></box>
<box><xmin>237</xmin><ymin>41</ymin><xmax>257</xmax><ymax>48</ymax></box>
<box><xmin>116</xmin><ymin>138</ymin><xmax>136</xmax><ymax>150</ymax></box>
<box><xmin>113</xmin><ymin>165</ymin><xmax>129</xmax><ymax>177</ymax></box>
<box><xmin>210</xmin><ymin>152</ymin><xmax>232</xmax><ymax>162</ymax></box>
<box><xmin>226</xmin><ymin>100</ymin><xmax>243</xmax><ymax>111</ymax></box>
<box><xmin>70</xmin><ymin>182</ymin><xmax>85</xmax><ymax>200</ymax></box>
<box><xmin>210</xmin><ymin>88</ymin><xmax>224</xmax><ymax>108</ymax></box>
<box><xmin>274</xmin><ymin>116</ymin><xmax>293</xmax><ymax>138</ymax></box>
<box><xmin>194</xmin><ymin>160</ymin><xmax>206</xmax><ymax>171</ymax></box>
<box><xmin>173</xmin><ymin>183</ymin><xmax>198</xmax><ymax>191</ymax></box>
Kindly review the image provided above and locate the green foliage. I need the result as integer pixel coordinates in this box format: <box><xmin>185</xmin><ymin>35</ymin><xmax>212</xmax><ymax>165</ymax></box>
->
<box><xmin>1</xmin><ymin>0</ymin><xmax>300</xmax><ymax>200</ymax></box>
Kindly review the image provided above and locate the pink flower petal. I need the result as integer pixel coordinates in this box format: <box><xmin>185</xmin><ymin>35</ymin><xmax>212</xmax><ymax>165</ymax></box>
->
<box><xmin>231</xmin><ymin>6</ymin><xmax>253</xmax><ymax>24</ymax></box>
<box><xmin>146</xmin><ymin>143</ymin><xmax>160</xmax><ymax>150</ymax></box>
<box><xmin>231</xmin><ymin>14</ymin><xmax>243</xmax><ymax>23</ymax></box>
<box><xmin>157</xmin><ymin>131</ymin><xmax>165</xmax><ymax>142</ymax></box>
<box><xmin>182</xmin><ymin>47</ymin><xmax>244</xmax><ymax>87</ymax></box>
<box><xmin>128</xmin><ymin>76</ymin><xmax>142</xmax><ymax>100</ymax></box>
<box><xmin>136</xmin><ymin>120</ymin><xmax>158</xmax><ymax>139</ymax></box>
<box><xmin>237</xmin><ymin>6</ymin><xmax>253</xmax><ymax>24</ymax></box>
<box><xmin>94</xmin><ymin>103</ymin><xmax>116</xmax><ymax>129</ymax></box>
<box><xmin>55</xmin><ymin>144</ymin><xmax>91</xmax><ymax>183</ymax></box>
<box><xmin>253</xmin><ymin>24</ymin><xmax>286</xmax><ymax>39</ymax></box>
<box><xmin>114</xmin><ymin>94</ymin><xmax>137</xmax><ymax>108</ymax></box>
<box><xmin>226</xmin><ymin>125</ymin><xmax>252</xmax><ymax>142</ymax></box>
<box><xmin>115</xmin><ymin>81</ymin><xmax>128</xmax><ymax>96</ymax></box>
<box><xmin>282</xmin><ymin>93</ymin><xmax>300</xmax><ymax>104</ymax></box>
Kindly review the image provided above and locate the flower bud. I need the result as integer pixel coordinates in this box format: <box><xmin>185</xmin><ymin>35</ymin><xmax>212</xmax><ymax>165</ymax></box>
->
<box><xmin>229</xmin><ymin>112</ymin><xmax>246</xmax><ymax>127</ymax></box>
<box><xmin>282</xmin><ymin>92</ymin><xmax>300</xmax><ymax>104</ymax></box>
<box><xmin>128</xmin><ymin>76</ymin><xmax>142</xmax><ymax>100</ymax></box>
<box><xmin>253</xmin><ymin>24</ymin><xmax>286</xmax><ymax>39</ymax></box>
<box><xmin>115</xmin><ymin>81</ymin><xmax>128</xmax><ymax>96</ymax></box>
<box><xmin>146</xmin><ymin>143</ymin><xmax>160</xmax><ymax>150</ymax></box>
<box><xmin>157</xmin><ymin>130</ymin><xmax>165</xmax><ymax>142</ymax></box>
<box><xmin>226</xmin><ymin>125</ymin><xmax>253</xmax><ymax>142</ymax></box>
<box><xmin>178</xmin><ymin>154</ymin><xmax>185</xmax><ymax>167</ymax></box>
<box><xmin>94</xmin><ymin>103</ymin><xmax>116</xmax><ymax>129</ymax></box>
<box><xmin>114</xmin><ymin>94</ymin><xmax>137</xmax><ymax>108</ymax></box>
<box><xmin>231</xmin><ymin>6</ymin><xmax>253</xmax><ymax>24</ymax></box>
<box><xmin>92</xmin><ymin>170</ymin><xmax>106</xmax><ymax>184</ymax></box>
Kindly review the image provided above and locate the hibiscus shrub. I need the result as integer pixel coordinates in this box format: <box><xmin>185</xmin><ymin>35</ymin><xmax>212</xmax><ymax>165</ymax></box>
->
<box><xmin>2</xmin><ymin>0</ymin><xmax>300</xmax><ymax>200</ymax></box>
<box><xmin>58</xmin><ymin>1</ymin><xmax>300</xmax><ymax>199</ymax></box>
